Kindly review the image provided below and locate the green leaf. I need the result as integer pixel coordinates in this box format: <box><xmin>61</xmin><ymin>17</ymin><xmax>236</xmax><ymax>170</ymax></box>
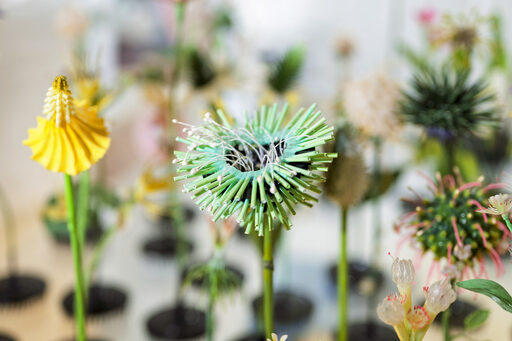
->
<box><xmin>463</xmin><ymin>309</ymin><xmax>489</xmax><ymax>330</ymax></box>
<box><xmin>457</xmin><ymin>279</ymin><xmax>512</xmax><ymax>313</ymax></box>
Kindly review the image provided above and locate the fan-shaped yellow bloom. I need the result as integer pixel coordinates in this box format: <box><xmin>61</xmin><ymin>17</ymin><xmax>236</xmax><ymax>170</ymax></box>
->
<box><xmin>23</xmin><ymin>75</ymin><xmax>110</xmax><ymax>176</ymax></box>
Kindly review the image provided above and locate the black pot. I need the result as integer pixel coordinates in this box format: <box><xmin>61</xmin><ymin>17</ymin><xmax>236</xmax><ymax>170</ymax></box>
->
<box><xmin>329</xmin><ymin>260</ymin><xmax>384</xmax><ymax>296</ymax></box>
<box><xmin>0</xmin><ymin>333</ymin><xmax>15</xmax><ymax>341</ymax></box>
<box><xmin>45</xmin><ymin>218</ymin><xmax>103</xmax><ymax>246</ymax></box>
<box><xmin>0</xmin><ymin>275</ymin><xmax>46</xmax><ymax>306</ymax></box>
<box><xmin>62</xmin><ymin>284</ymin><xmax>127</xmax><ymax>318</ymax></box>
<box><xmin>252</xmin><ymin>290</ymin><xmax>314</xmax><ymax>325</ymax></box>
<box><xmin>159</xmin><ymin>207</ymin><xmax>196</xmax><ymax>229</ymax></box>
<box><xmin>146</xmin><ymin>305</ymin><xmax>206</xmax><ymax>340</ymax></box>
<box><xmin>432</xmin><ymin>299</ymin><xmax>479</xmax><ymax>328</ymax></box>
<box><xmin>181</xmin><ymin>264</ymin><xmax>244</xmax><ymax>290</ymax></box>
<box><xmin>334</xmin><ymin>321</ymin><xmax>396</xmax><ymax>341</ymax></box>
<box><xmin>232</xmin><ymin>333</ymin><xmax>265</xmax><ymax>341</ymax></box>
<box><xmin>142</xmin><ymin>236</ymin><xmax>193</xmax><ymax>259</ymax></box>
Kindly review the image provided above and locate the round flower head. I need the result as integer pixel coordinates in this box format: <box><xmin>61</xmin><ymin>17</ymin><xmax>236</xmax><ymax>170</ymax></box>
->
<box><xmin>24</xmin><ymin>76</ymin><xmax>110</xmax><ymax>176</ymax></box>
<box><xmin>424</xmin><ymin>279</ymin><xmax>456</xmax><ymax>315</ymax></box>
<box><xmin>342</xmin><ymin>72</ymin><xmax>402</xmax><ymax>140</ymax></box>
<box><xmin>478</xmin><ymin>194</ymin><xmax>512</xmax><ymax>216</ymax></box>
<box><xmin>407</xmin><ymin>306</ymin><xmax>430</xmax><ymax>329</ymax></box>
<box><xmin>400</xmin><ymin>67</ymin><xmax>496</xmax><ymax>142</ymax></box>
<box><xmin>397</xmin><ymin>171</ymin><xmax>508</xmax><ymax>278</ymax></box>
<box><xmin>173</xmin><ymin>103</ymin><xmax>336</xmax><ymax>236</ymax></box>
<box><xmin>325</xmin><ymin>124</ymin><xmax>369</xmax><ymax>207</ymax></box>
<box><xmin>391</xmin><ymin>258</ymin><xmax>415</xmax><ymax>289</ymax></box>
<box><xmin>377</xmin><ymin>294</ymin><xmax>405</xmax><ymax>326</ymax></box>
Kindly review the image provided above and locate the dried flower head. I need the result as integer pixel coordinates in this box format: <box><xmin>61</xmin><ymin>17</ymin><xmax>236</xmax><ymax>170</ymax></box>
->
<box><xmin>397</xmin><ymin>172</ymin><xmax>508</xmax><ymax>279</ymax></box>
<box><xmin>24</xmin><ymin>75</ymin><xmax>110</xmax><ymax>175</ymax></box>
<box><xmin>336</xmin><ymin>36</ymin><xmax>355</xmax><ymax>59</ymax></box>
<box><xmin>377</xmin><ymin>294</ymin><xmax>406</xmax><ymax>326</ymax></box>
<box><xmin>424</xmin><ymin>279</ymin><xmax>457</xmax><ymax>314</ymax></box>
<box><xmin>342</xmin><ymin>72</ymin><xmax>402</xmax><ymax>140</ymax></box>
<box><xmin>173</xmin><ymin>103</ymin><xmax>336</xmax><ymax>236</ymax></box>
<box><xmin>325</xmin><ymin>124</ymin><xmax>369</xmax><ymax>207</ymax></box>
<box><xmin>391</xmin><ymin>258</ymin><xmax>415</xmax><ymax>289</ymax></box>
<box><xmin>400</xmin><ymin>67</ymin><xmax>496</xmax><ymax>142</ymax></box>
<box><xmin>407</xmin><ymin>306</ymin><xmax>431</xmax><ymax>329</ymax></box>
<box><xmin>478</xmin><ymin>194</ymin><xmax>512</xmax><ymax>216</ymax></box>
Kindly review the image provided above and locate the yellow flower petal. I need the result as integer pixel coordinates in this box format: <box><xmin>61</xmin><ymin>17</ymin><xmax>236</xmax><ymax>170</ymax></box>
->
<box><xmin>24</xmin><ymin>75</ymin><xmax>110</xmax><ymax>175</ymax></box>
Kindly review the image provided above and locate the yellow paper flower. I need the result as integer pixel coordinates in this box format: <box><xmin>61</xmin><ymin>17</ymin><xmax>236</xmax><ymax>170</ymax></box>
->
<box><xmin>24</xmin><ymin>75</ymin><xmax>110</xmax><ymax>176</ymax></box>
<box><xmin>74</xmin><ymin>76</ymin><xmax>113</xmax><ymax>111</ymax></box>
<box><xmin>133</xmin><ymin>165</ymin><xmax>175</xmax><ymax>217</ymax></box>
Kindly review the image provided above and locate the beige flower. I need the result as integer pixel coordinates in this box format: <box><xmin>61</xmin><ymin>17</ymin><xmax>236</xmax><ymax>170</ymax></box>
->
<box><xmin>342</xmin><ymin>72</ymin><xmax>402</xmax><ymax>140</ymax></box>
<box><xmin>268</xmin><ymin>334</ymin><xmax>288</xmax><ymax>341</ymax></box>
<box><xmin>424</xmin><ymin>279</ymin><xmax>457</xmax><ymax>315</ymax></box>
<box><xmin>478</xmin><ymin>194</ymin><xmax>512</xmax><ymax>216</ymax></box>
<box><xmin>377</xmin><ymin>294</ymin><xmax>405</xmax><ymax>326</ymax></box>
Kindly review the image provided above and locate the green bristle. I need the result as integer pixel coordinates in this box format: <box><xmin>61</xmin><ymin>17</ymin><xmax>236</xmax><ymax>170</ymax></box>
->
<box><xmin>216</xmin><ymin>109</ymin><xmax>232</xmax><ymax>128</ymax></box>
<box><xmin>258</xmin><ymin>176</ymin><xmax>267</xmax><ymax>204</ymax></box>
<box><xmin>235</xmin><ymin>177</ymin><xmax>251</xmax><ymax>201</ymax></box>
<box><xmin>272</xmin><ymin>103</ymin><xmax>289</xmax><ymax>132</ymax></box>
<box><xmin>250</xmin><ymin>178</ymin><xmax>258</xmax><ymax>209</ymax></box>
<box><xmin>237</xmin><ymin>199</ymin><xmax>250</xmax><ymax>223</ymax></box>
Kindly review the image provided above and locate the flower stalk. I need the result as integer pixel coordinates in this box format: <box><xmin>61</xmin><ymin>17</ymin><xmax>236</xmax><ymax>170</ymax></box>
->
<box><xmin>64</xmin><ymin>174</ymin><xmax>87</xmax><ymax>341</ymax></box>
<box><xmin>338</xmin><ymin>207</ymin><xmax>348</xmax><ymax>341</ymax></box>
<box><xmin>263</xmin><ymin>229</ymin><xmax>274</xmax><ymax>337</ymax></box>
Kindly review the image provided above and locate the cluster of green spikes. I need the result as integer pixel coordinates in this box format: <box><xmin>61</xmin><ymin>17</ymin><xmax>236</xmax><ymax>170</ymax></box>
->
<box><xmin>173</xmin><ymin>103</ymin><xmax>336</xmax><ymax>236</ymax></box>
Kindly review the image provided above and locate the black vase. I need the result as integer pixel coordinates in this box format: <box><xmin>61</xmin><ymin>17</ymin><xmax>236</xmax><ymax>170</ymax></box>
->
<box><xmin>62</xmin><ymin>283</ymin><xmax>128</xmax><ymax>319</ymax></box>
<box><xmin>0</xmin><ymin>274</ymin><xmax>46</xmax><ymax>307</ymax></box>
<box><xmin>146</xmin><ymin>304</ymin><xmax>206</xmax><ymax>340</ymax></box>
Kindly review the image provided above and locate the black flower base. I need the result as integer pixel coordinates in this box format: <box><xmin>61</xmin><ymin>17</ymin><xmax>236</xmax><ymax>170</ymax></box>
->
<box><xmin>62</xmin><ymin>284</ymin><xmax>127</xmax><ymax>319</ymax></box>
<box><xmin>0</xmin><ymin>333</ymin><xmax>15</xmax><ymax>341</ymax></box>
<box><xmin>233</xmin><ymin>333</ymin><xmax>265</xmax><ymax>341</ymax></box>
<box><xmin>329</xmin><ymin>260</ymin><xmax>384</xmax><ymax>296</ymax></box>
<box><xmin>433</xmin><ymin>299</ymin><xmax>479</xmax><ymax>328</ymax></box>
<box><xmin>252</xmin><ymin>290</ymin><xmax>314</xmax><ymax>325</ymax></box>
<box><xmin>142</xmin><ymin>236</ymin><xmax>193</xmax><ymax>259</ymax></box>
<box><xmin>146</xmin><ymin>305</ymin><xmax>206</xmax><ymax>340</ymax></box>
<box><xmin>335</xmin><ymin>322</ymin><xmax>396</xmax><ymax>341</ymax></box>
<box><xmin>181</xmin><ymin>264</ymin><xmax>244</xmax><ymax>290</ymax></box>
<box><xmin>0</xmin><ymin>275</ymin><xmax>46</xmax><ymax>307</ymax></box>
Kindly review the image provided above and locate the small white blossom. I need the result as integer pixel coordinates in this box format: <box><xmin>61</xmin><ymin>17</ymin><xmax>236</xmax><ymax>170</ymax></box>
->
<box><xmin>391</xmin><ymin>258</ymin><xmax>415</xmax><ymax>289</ymax></box>
<box><xmin>377</xmin><ymin>294</ymin><xmax>405</xmax><ymax>326</ymax></box>
<box><xmin>453</xmin><ymin>244</ymin><xmax>472</xmax><ymax>260</ymax></box>
<box><xmin>478</xmin><ymin>194</ymin><xmax>512</xmax><ymax>216</ymax></box>
<box><xmin>424</xmin><ymin>279</ymin><xmax>457</xmax><ymax>314</ymax></box>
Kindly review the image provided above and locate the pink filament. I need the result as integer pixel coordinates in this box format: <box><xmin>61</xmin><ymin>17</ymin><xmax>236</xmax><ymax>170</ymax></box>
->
<box><xmin>482</xmin><ymin>183</ymin><xmax>508</xmax><ymax>193</ymax></box>
<box><xmin>469</xmin><ymin>199</ymin><xmax>488</xmax><ymax>222</ymax></box>
<box><xmin>396</xmin><ymin>211</ymin><xmax>418</xmax><ymax>230</ymax></box>
<box><xmin>396</xmin><ymin>232</ymin><xmax>415</xmax><ymax>254</ymax></box>
<box><xmin>497</xmin><ymin>221</ymin><xmax>511</xmax><ymax>240</ymax></box>
<box><xmin>443</xmin><ymin>175</ymin><xmax>456</xmax><ymax>189</ymax></box>
<box><xmin>447</xmin><ymin>244</ymin><xmax>453</xmax><ymax>264</ymax></box>
<box><xmin>479</xmin><ymin>257</ymin><xmax>489</xmax><ymax>279</ymax></box>
<box><xmin>406</xmin><ymin>221</ymin><xmax>429</xmax><ymax>229</ymax></box>
<box><xmin>451</xmin><ymin>217</ymin><xmax>463</xmax><ymax>247</ymax></box>
<box><xmin>436</xmin><ymin>173</ymin><xmax>445</xmax><ymax>194</ymax></box>
<box><xmin>488</xmin><ymin>247</ymin><xmax>505</xmax><ymax>277</ymax></box>
<box><xmin>427</xmin><ymin>261</ymin><xmax>436</xmax><ymax>285</ymax></box>
<box><xmin>418</xmin><ymin>171</ymin><xmax>439</xmax><ymax>193</ymax></box>
<box><xmin>475</xmin><ymin>223</ymin><xmax>489</xmax><ymax>248</ymax></box>
<box><xmin>457</xmin><ymin>181</ymin><xmax>482</xmax><ymax>192</ymax></box>
<box><xmin>413</xmin><ymin>251</ymin><xmax>424</xmax><ymax>270</ymax></box>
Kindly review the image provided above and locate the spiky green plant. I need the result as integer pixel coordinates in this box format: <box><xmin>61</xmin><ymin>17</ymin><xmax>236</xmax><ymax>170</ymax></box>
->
<box><xmin>401</xmin><ymin>67</ymin><xmax>496</xmax><ymax>142</ymax></box>
<box><xmin>268</xmin><ymin>46</ymin><xmax>305</xmax><ymax>94</ymax></box>
<box><xmin>187</xmin><ymin>47</ymin><xmax>216</xmax><ymax>89</ymax></box>
<box><xmin>173</xmin><ymin>103</ymin><xmax>335</xmax><ymax>337</ymax></box>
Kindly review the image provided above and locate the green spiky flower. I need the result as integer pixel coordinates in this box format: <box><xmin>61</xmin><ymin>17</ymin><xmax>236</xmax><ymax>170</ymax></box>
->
<box><xmin>397</xmin><ymin>172</ymin><xmax>508</xmax><ymax>278</ymax></box>
<box><xmin>173</xmin><ymin>103</ymin><xmax>336</xmax><ymax>236</ymax></box>
<box><xmin>400</xmin><ymin>67</ymin><xmax>496</xmax><ymax>141</ymax></box>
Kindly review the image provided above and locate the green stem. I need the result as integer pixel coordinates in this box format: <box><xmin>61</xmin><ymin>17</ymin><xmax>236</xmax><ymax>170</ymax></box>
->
<box><xmin>206</xmin><ymin>273</ymin><xmax>215</xmax><ymax>341</ymax></box>
<box><xmin>77</xmin><ymin>170</ymin><xmax>91</xmax><ymax>254</ymax></box>
<box><xmin>0</xmin><ymin>184</ymin><xmax>16</xmax><ymax>275</ymax></box>
<box><xmin>338</xmin><ymin>207</ymin><xmax>349</xmax><ymax>341</ymax></box>
<box><xmin>172</xmin><ymin>1</ymin><xmax>186</xmax><ymax>84</ymax></box>
<box><xmin>442</xmin><ymin>309</ymin><xmax>451</xmax><ymax>341</ymax></box>
<box><xmin>263</xmin><ymin>228</ymin><xmax>274</xmax><ymax>337</ymax></box>
<box><xmin>86</xmin><ymin>226</ymin><xmax>116</xmax><ymax>289</ymax></box>
<box><xmin>64</xmin><ymin>175</ymin><xmax>87</xmax><ymax>341</ymax></box>
<box><xmin>501</xmin><ymin>215</ymin><xmax>512</xmax><ymax>234</ymax></box>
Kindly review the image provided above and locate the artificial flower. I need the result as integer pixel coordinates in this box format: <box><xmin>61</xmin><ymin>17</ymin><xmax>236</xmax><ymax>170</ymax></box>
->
<box><xmin>173</xmin><ymin>103</ymin><xmax>336</xmax><ymax>236</ymax></box>
<box><xmin>342</xmin><ymin>72</ymin><xmax>402</xmax><ymax>140</ymax></box>
<box><xmin>477</xmin><ymin>193</ymin><xmax>512</xmax><ymax>216</ymax></box>
<box><xmin>24</xmin><ymin>75</ymin><xmax>110</xmax><ymax>176</ymax></box>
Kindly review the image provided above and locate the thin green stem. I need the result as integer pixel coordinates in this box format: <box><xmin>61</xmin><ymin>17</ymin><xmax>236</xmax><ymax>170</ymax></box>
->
<box><xmin>64</xmin><ymin>175</ymin><xmax>87</xmax><ymax>341</ymax></box>
<box><xmin>0</xmin><ymin>184</ymin><xmax>16</xmax><ymax>275</ymax></box>
<box><xmin>442</xmin><ymin>309</ymin><xmax>452</xmax><ymax>341</ymax></box>
<box><xmin>206</xmin><ymin>268</ymin><xmax>216</xmax><ymax>341</ymax></box>
<box><xmin>263</xmin><ymin>228</ymin><xmax>274</xmax><ymax>337</ymax></box>
<box><xmin>501</xmin><ymin>215</ymin><xmax>512</xmax><ymax>234</ymax></box>
<box><xmin>86</xmin><ymin>226</ymin><xmax>116</xmax><ymax>290</ymax></box>
<box><xmin>338</xmin><ymin>207</ymin><xmax>349</xmax><ymax>341</ymax></box>
<box><xmin>77</xmin><ymin>170</ymin><xmax>91</xmax><ymax>254</ymax></box>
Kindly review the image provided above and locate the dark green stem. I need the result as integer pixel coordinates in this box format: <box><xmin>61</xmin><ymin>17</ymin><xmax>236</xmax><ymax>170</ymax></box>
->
<box><xmin>338</xmin><ymin>207</ymin><xmax>349</xmax><ymax>341</ymax></box>
<box><xmin>64</xmin><ymin>175</ymin><xmax>87</xmax><ymax>341</ymax></box>
<box><xmin>263</xmin><ymin>228</ymin><xmax>274</xmax><ymax>337</ymax></box>
<box><xmin>0</xmin><ymin>185</ymin><xmax>16</xmax><ymax>275</ymax></box>
<box><xmin>442</xmin><ymin>309</ymin><xmax>452</xmax><ymax>341</ymax></box>
<box><xmin>445</xmin><ymin>140</ymin><xmax>456</xmax><ymax>173</ymax></box>
<box><xmin>502</xmin><ymin>215</ymin><xmax>512</xmax><ymax>234</ymax></box>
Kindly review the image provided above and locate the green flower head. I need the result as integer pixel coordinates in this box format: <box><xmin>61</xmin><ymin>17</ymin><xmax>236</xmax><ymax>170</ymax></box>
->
<box><xmin>173</xmin><ymin>103</ymin><xmax>336</xmax><ymax>236</ymax></box>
